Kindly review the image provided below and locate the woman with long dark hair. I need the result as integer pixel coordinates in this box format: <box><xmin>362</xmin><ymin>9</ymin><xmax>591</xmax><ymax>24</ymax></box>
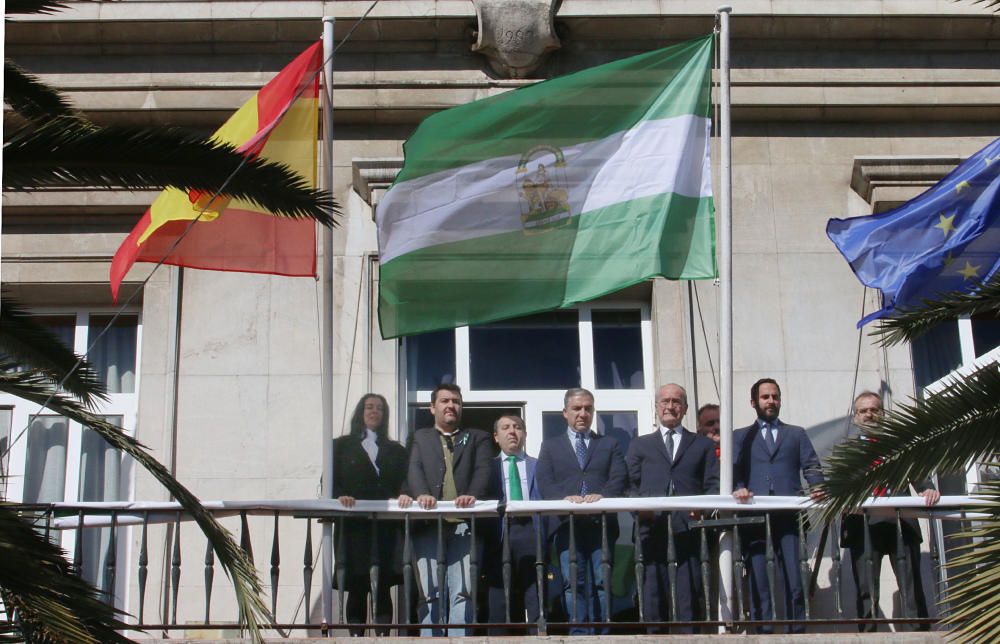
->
<box><xmin>333</xmin><ymin>393</ymin><xmax>408</xmax><ymax>635</ymax></box>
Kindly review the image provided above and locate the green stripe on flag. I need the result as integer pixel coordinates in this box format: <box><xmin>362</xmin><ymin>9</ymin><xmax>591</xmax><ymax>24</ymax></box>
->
<box><xmin>378</xmin><ymin>195</ymin><xmax>715</xmax><ymax>338</ymax></box>
<box><xmin>396</xmin><ymin>35</ymin><xmax>714</xmax><ymax>184</ymax></box>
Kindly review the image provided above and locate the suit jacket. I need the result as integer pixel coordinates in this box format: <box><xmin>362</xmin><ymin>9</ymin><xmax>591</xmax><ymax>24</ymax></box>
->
<box><xmin>406</xmin><ymin>426</ymin><xmax>496</xmax><ymax>500</ymax></box>
<box><xmin>733</xmin><ymin>420</ymin><xmax>824</xmax><ymax>496</ymax></box>
<box><xmin>484</xmin><ymin>453</ymin><xmax>545</xmax><ymax>581</ymax></box>
<box><xmin>536</xmin><ymin>430</ymin><xmax>627</xmax><ymax>501</ymax></box>
<box><xmin>626</xmin><ymin>427</ymin><xmax>719</xmax><ymax>534</ymax></box>
<box><xmin>331</xmin><ymin>433</ymin><xmax>408</xmax><ymax>582</ymax></box>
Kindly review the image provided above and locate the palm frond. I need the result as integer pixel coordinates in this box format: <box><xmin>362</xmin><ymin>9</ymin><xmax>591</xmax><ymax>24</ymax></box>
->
<box><xmin>936</xmin><ymin>478</ymin><xmax>1000</xmax><ymax>641</ymax></box>
<box><xmin>0</xmin><ymin>368</ymin><xmax>272</xmax><ymax>640</ymax></box>
<box><xmin>0</xmin><ymin>504</ymin><xmax>132</xmax><ymax>643</ymax></box>
<box><xmin>0</xmin><ymin>295</ymin><xmax>108</xmax><ymax>406</ymax></box>
<box><xmin>957</xmin><ymin>0</ymin><xmax>1000</xmax><ymax>11</ymax></box>
<box><xmin>4</xmin><ymin>61</ymin><xmax>80</xmax><ymax>121</ymax></box>
<box><xmin>817</xmin><ymin>361</ymin><xmax>1000</xmax><ymax>523</ymax></box>
<box><xmin>4</xmin><ymin>0</ymin><xmax>71</xmax><ymax>15</ymax></box>
<box><xmin>4</xmin><ymin>117</ymin><xmax>339</xmax><ymax>226</ymax></box>
<box><xmin>874</xmin><ymin>276</ymin><xmax>1000</xmax><ymax>347</ymax></box>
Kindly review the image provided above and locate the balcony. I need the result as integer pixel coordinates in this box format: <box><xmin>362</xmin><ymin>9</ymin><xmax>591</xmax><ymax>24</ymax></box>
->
<box><xmin>3</xmin><ymin>496</ymin><xmax>981</xmax><ymax>640</ymax></box>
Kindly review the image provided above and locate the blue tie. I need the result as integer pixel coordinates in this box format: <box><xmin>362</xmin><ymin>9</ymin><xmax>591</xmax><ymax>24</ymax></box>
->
<box><xmin>575</xmin><ymin>432</ymin><xmax>589</xmax><ymax>495</ymax></box>
<box><xmin>763</xmin><ymin>422</ymin><xmax>776</xmax><ymax>454</ymax></box>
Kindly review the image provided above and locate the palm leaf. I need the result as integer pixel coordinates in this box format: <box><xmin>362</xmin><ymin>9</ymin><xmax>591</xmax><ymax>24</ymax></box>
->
<box><xmin>0</xmin><ymin>366</ymin><xmax>272</xmax><ymax>641</ymax></box>
<box><xmin>0</xmin><ymin>504</ymin><xmax>132</xmax><ymax>643</ymax></box>
<box><xmin>817</xmin><ymin>361</ymin><xmax>1000</xmax><ymax>524</ymax></box>
<box><xmin>4</xmin><ymin>61</ymin><xmax>79</xmax><ymax>122</ymax></box>
<box><xmin>4</xmin><ymin>117</ymin><xmax>339</xmax><ymax>226</ymax></box>
<box><xmin>934</xmin><ymin>478</ymin><xmax>1000</xmax><ymax>641</ymax></box>
<box><xmin>957</xmin><ymin>0</ymin><xmax>1000</xmax><ymax>10</ymax></box>
<box><xmin>874</xmin><ymin>276</ymin><xmax>1000</xmax><ymax>347</ymax></box>
<box><xmin>0</xmin><ymin>295</ymin><xmax>108</xmax><ymax>406</ymax></box>
<box><xmin>4</xmin><ymin>0</ymin><xmax>71</xmax><ymax>15</ymax></box>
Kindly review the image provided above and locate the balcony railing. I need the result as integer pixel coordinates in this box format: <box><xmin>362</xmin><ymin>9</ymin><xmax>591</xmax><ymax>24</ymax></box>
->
<box><xmin>3</xmin><ymin>496</ymin><xmax>985</xmax><ymax>637</ymax></box>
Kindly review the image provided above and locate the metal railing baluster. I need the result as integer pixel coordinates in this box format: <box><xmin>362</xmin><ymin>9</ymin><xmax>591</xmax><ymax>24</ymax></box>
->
<box><xmin>799</xmin><ymin>512</ymin><xmax>810</xmax><ymax>620</ymax></box>
<box><xmin>204</xmin><ymin>538</ymin><xmax>215</xmax><ymax>623</ymax></box>
<box><xmin>667</xmin><ymin>513</ymin><xmax>677</xmax><ymax>621</ymax></box>
<box><xmin>336</xmin><ymin>516</ymin><xmax>347</xmax><ymax>625</ymax></box>
<box><xmin>470</xmin><ymin>515</ymin><xmax>478</xmax><ymax>626</ymax></box>
<box><xmin>270</xmin><ymin>511</ymin><xmax>280</xmax><ymax>619</ymax></box>
<box><xmin>764</xmin><ymin>513</ymin><xmax>776</xmax><ymax>625</ymax></box>
<box><xmin>502</xmin><ymin>513</ymin><xmax>512</xmax><ymax>624</ymax></box>
<box><xmin>170</xmin><ymin>513</ymin><xmax>182</xmax><ymax>627</ymax></box>
<box><xmin>370</xmin><ymin>513</ymin><xmax>380</xmax><ymax>632</ymax></box>
<box><xmin>568</xmin><ymin>512</ymin><xmax>578</xmax><ymax>624</ymax></box>
<box><xmin>863</xmin><ymin>510</ymin><xmax>875</xmax><ymax>623</ymax></box>
<box><xmin>138</xmin><ymin>514</ymin><xmax>149</xmax><ymax>624</ymax></box>
<box><xmin>105</xmin><ymin>511</ymin><xmax>118</xmax><ymax>604</ymax></box>
<box><xmin>700</xmin><ymin>522</ymin><xmax>711</xmax><ymax>624</ymax></box>
<box><xmin>533</xmin><ymin>510</ymin><xmax>547</xmax><ymax>636</ymax></box>
<box><xmin>831</xmin><ymin>518</ymin><xmax>842</xmax><ymax>618</ymax></box>
<box><xmin>895</xmin><ymin>509</ymin><xmax>910</xmax><ymax>619</ymax></box>
<box><xmin>402</xmin><ymin>513</ymin><xmax>412</xmax><ymax>629</ymax></box>
<box><xmin>600</xmin><ymin>512</ymin><xmax>611</xmax><ymax>627</ymax></box>
<box><xmin>436</xmin><ymin>516</ymin><xmax>446</xmax><ymax>627</ymax></box>
<box><xmin>303</xmin><ymin>518</ymin><xmax>313</xmax><ymax>625</ymax></box>
<box><xmin>632</xmin><ymin>512</ymin><xmax>645</xmax><ymax>623</ymax></box>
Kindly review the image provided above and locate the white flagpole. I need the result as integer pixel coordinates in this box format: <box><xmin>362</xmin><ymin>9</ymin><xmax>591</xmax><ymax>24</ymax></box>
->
<box><xmin>320</xmin><ymin>16</ymin><xmax>336</xmax><ymax>631</ymax></box>
<box><xmin>716</xmin><ymin>4</ymin><xmax>735</xmax><ymax>628</ymax></box>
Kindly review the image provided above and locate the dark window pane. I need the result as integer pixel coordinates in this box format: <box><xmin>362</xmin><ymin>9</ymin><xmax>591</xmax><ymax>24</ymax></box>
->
<box><xmin>88</xmin><ymin>316</ymin><xmax>138</xmax><ymax>393</ymax></box>
<box><xmin>972</xmin><ymin>313</ymin><xmax>1000</xmax><ymax>358</ymax></box>
<box><xmin>405</xmin><ymin>330</ymin><xmax>455</xmax><ymax>391</ymax></box>
<box><xmin>542</xmin><ymin>411</ymin><xmax>637</xmax><ymax>454</ymax></box>
<box><xmin>593</xmin><ymin>310</ymin><xmax>644</xmax><ymax>389</ymax></box>
<box><xmin>911</xmin><ymin>321</ymin><xmax>962</xmax><ymax>389</ymax></box>
<box><xmin>34</xmin><ymin>315</ymin><xmax>75</xmax><ymax>349</ymax></box>
<box><xmin>542</xmin><ymin>412</ymin><xmax>567</xmax><ymax>442</ymax></box>
<box><xmin>597</xmin><ymin>411</ymin><xmax>638</xmax><ymax>454</ymax></box>
<box><xmin>406</xmin><ymin>404</ymin><xmax>519</xmax><ymax>453</ymax></box>
<box><xmin>470</xmin><ymin>312</ymin><xmax>580</xmax><ymax>390</ymax></box>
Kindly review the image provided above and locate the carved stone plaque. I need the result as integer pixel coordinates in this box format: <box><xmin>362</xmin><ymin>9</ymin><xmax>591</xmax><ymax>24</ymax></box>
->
<box><xmin>471</xmin><ymin>0</ymin><xmax>561</xmax><ymax>79</ymax></box>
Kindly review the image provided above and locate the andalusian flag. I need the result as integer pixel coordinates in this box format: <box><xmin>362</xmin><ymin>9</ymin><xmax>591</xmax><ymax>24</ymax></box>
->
<box><xmin>377</xmin><ymin>35</ymin><xmax>716</xmax><ymax>339</ymax></box>
<box><xmin>110</xmin><ymin>42</ymin><xmax>323</xmax><ymax>300</ymax></box>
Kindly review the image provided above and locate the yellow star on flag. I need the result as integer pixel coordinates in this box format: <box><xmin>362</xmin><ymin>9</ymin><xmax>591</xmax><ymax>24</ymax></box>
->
<box><xmin>942</xmin><ymin>252</ymin><xmax>956</xmax><ymax>268</ymax></box>
<box><xmin>934</xmin><ymin>213</ymin><xmax>957</xmax><ymax>237</ymax></box>
<box><xmin>956</xmin><ymin>181</ymin><xmax>971</xmax><ymax>194</ymax></box>
<box><xmin>958</xmin><ymin>261</ymin><xmax>981</xmax><ymax>281</ymax></box>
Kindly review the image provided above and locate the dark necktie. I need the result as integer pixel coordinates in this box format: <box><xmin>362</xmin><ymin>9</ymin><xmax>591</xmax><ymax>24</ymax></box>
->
<box><xmin>763</xmin><ymin>423</ymin><xmax>775</xmax><ymax>453</ymax></box>
<box><xmin>507</xmin><ymin>455</ymin><xmax>524</xmax><ymax>501</ymax></box>
<box><xmin>665</xmin><ymin>428</ymin><xmax>676</xmax><ymax>461</ymax></box>
<box><xmin>575</xmin><ymin>432</ymin><xmax>589</xmax><ymax>495</ymax></box>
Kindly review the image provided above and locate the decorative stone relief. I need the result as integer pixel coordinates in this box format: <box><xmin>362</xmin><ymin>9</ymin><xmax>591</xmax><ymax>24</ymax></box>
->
<box><xmin>471</xmin><ymin>0</ymin><xmax>561</xmax><ymax>79</ymax></box>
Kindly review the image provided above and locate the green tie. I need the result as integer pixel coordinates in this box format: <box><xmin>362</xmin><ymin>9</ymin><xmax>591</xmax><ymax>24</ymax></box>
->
<box><xmin>507</xmin><ymin>455</ymin><xmax>524</xmax><ymax>501</ymax></box>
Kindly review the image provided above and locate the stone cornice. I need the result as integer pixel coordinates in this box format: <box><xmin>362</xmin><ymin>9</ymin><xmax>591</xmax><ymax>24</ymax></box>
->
<box><xmin>850</xmin><ymin>155</ymin><xmax>961</xmax><ymax>206</ymax></box>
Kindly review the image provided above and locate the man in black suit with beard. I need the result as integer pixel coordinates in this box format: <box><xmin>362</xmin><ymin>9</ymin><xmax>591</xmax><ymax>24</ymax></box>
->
<box><xmin>626</xmin><ymin>383</ymin><xmax>719</xmax><ymax>632</ymax></box>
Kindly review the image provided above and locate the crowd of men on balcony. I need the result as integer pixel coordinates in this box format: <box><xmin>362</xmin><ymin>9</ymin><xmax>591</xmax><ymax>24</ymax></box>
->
<box><xmin>332</xmin><ymin>380</ymin><xmax>939</xmax><ymax>636</ymax></box>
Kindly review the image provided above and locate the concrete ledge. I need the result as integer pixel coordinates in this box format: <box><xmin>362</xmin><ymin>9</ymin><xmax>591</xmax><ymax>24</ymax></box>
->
<box><xmin>136</xmin><ymin>634</ymin><xmax>947</xmax><ymax>644</ymax></box>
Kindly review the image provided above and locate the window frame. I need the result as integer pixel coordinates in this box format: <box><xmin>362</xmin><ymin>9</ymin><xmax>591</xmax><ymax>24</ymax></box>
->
<box><xmin>397</xmin><ymin>301</ymin><xmax>654</xmax><ymax>457</ymax></box>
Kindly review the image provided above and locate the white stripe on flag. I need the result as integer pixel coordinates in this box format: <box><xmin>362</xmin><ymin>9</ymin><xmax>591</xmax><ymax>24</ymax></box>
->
<box><xmin>378</xmin><ymin>114</ymin><xmax>712</xmax><ymax>264</ymax></box>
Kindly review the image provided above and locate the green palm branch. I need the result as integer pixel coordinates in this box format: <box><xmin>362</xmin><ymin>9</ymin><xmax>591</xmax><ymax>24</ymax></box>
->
<box><xmin>0</xmin><ymin>296</ymin><xmax>107</xmax><ymax>406</ymax></box>
<box><xmin>819</xmin><ymin>281</ymin><xmax>1000</xmax><ymax>641</ymax></box>
<box><xmin>0</xmin><ymin>504</ymin><xmax>132</xmax><ymax>644</ymax></box>
<box><xmin>4</xmin><ymin>116</ymin><xmax>337</xmax><ymax>226</ymax></box>
<box><xmin>0</xmin><ymin>361</ymin><xmax>272</xmax><ymax>641</ymax></box>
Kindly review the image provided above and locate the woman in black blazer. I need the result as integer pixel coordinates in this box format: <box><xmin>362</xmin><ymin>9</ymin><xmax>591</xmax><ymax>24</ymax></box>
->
<box><xmin>332</xmin><ymin>393</ymin><xmax>408</xmax><ymax>635</ymax></box>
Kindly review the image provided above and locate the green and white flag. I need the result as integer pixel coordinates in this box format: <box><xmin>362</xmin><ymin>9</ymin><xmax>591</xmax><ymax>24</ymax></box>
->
<box><xmin>377</xmin><ymin>35</ymin><xmax>716</xmax><ymax>339</ymax></box>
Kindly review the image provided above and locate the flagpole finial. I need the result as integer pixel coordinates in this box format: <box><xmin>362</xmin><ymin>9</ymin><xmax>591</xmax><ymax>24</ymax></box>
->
<box><xmin>717</xmin><ymin>5</ymin><xmax>732</xmax><ymax>13</ymax></box>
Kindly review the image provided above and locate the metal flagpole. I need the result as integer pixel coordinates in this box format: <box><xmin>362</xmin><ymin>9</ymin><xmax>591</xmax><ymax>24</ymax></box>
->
<box><xmin>320</xmin><ymin>16</ymin><xmax>336</xmax><ymax>633</ymax></box>
<box><xmin>716</xmin><ymin>4</ymin><xmax>735</xmax><ymax>629</ymax></box>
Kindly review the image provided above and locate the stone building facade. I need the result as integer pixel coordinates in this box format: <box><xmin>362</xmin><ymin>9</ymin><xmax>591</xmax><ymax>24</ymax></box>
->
<box><xmin>4</xmin><ymin>0</ymin><xmax>999</xmax><ymax>633</ymax></box>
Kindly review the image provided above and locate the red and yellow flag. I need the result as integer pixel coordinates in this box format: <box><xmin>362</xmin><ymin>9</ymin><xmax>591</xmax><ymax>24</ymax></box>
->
<box><xmin>110</xmin><ymin>42</ymin><xmax>324</xmax><ymax>300</ymax></box>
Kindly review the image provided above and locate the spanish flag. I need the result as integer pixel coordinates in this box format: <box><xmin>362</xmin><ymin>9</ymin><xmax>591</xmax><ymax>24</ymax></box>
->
<box><xmin>110</xmin><ymin>42</ymin><xmax>324</xmax><ymax>300</ymax></box>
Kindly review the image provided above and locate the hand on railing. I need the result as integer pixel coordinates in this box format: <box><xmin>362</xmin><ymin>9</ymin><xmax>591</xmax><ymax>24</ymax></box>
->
<box><xmin>564</xmin><ymin>494</ymin><xmax>603</xmax><ymax>503</ymax></box>
<box><xmin>337</xmin><ymin>495</ymin><xmax>356</xmax><ymax>508</ymax></box>
<box><xmin>733</xmin><ymin>487</ymin><xmax>754</xmax><ymax>504</ymax></box>
<box><xmin>921</xmin><ymin>488</ymin><xmax>941</xmax><ymax>506</ymax></box>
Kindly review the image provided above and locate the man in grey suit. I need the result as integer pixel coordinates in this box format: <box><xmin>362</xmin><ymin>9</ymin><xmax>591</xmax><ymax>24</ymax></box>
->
<box><xmin>485</xmin><ymin>415</ymin><xmax>544</xmax><ymax>633</ymax></box>
<box><xmin>536</xmin><ymin>388</ymin><xmax>627</xmax><ymax>634</ymax></box>
<box><xmin>733</xmin><ymin>378</ymin><xmax>824</xmax><ymax>634</ymax></box>
<box><xmin>841</xmin><ymin>391</ymin><xmax>938</xmax><ymax>631</ymax></box>
<box><xmin>398</xmin><ymin>383</ymin><xmax>495</xmax><ymax>635</ymax></box>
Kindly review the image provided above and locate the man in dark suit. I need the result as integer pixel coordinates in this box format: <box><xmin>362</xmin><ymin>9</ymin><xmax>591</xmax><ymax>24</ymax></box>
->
<box><xmin>398</xmin><ymin>383</ymin><xmax>495</xmax><ymax>635</ymax></box>
<box><xmin>841</xmin><ymin>391</ymin><xmax>938</xmax><ymax>631</ymax></box>
<box><xmin>536</xmin><ymin>388</ymin><xmax>627</xmax><ymax>634</ymax></box>
<box><xmin>626</xmin><ymin>383</ymin><xmax>719</xmax><ymax>632</ymax></box>
<box><xmin>733</xmin><ymin>378</ymin><xmax>824</xmax><ymax>634</ymax></box>
<box><xmin>484</xmin><ymin>415</ymin><xmax>544</xmax><ymax>633</ymax></box>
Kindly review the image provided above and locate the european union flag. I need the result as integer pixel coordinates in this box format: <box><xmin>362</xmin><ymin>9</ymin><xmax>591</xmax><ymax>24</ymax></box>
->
<box><xmin>827</xmin><ymin>137</ymin><xmax>1000</xmax><ymax>327</ymax></box>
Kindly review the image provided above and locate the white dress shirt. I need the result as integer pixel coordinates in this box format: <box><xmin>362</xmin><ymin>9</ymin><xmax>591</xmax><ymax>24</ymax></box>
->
<box><xmin>659</xmin><ymin>424</ymin><xmax>689</xmax><ymax>461</ymax></box>
<box><xmin>361</xmin><ymin>428</ymin><xmax>379</xmax><ymax>473</ymax></box>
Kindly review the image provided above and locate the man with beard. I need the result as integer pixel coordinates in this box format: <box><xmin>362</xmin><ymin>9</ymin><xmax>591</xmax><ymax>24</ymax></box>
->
<box><xmin>733</xmin><ymin>378</ymin><xmax>824</xmax><ymax>634</ymax></box>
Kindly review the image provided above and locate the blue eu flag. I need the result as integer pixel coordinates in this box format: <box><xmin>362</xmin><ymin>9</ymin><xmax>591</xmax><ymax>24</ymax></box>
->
<box><xmin>827</xmin><ymin>138</ymin><xmax>1000</xmax><ymax>327</ymax></box>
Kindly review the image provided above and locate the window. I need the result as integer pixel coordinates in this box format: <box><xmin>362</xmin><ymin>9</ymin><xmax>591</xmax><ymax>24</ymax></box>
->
<box><xmin>400</xmin><ymin>303</ymin><xmax>653</xmax><ymax>458</ymax></box>
<box><xmin>0</xmin><ymin>310</ymin><xmax>140</xmax><ymax>602</ymax></box>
